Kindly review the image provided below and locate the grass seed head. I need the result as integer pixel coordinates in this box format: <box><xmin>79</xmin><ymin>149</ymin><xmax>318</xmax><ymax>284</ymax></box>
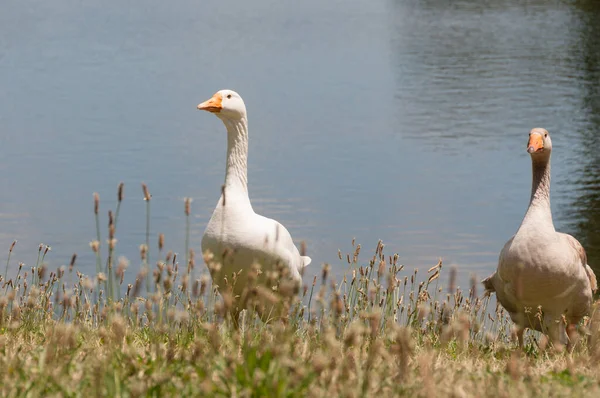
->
<box><xmin>111</xmin><ymin>315</ymin><xmax>127</xmax><ymax>344</ymax></box>
<box><xmin>117</xmin><ymin>182</ymin><xmax>124</xmax><ymax>202</ymax></box>
<box><xmin>139</xmin><ymin>244</ymin><xmax>148</xmax><ymax>261</ymax></box>
<box><xmin>141</xmin><ymin>183</ymin><xmax>151</xmax><ymax>201</ymax></box>
<box><xmin>158</xmin><ymin>233</ymin><xmax>164</xmax><ymax>251</ymax></box>
<box><xmin>184</xmin><ymin>197</ymin><xmax>192</xmax><ymax>216</ymax></box>
<box><xmin>89</xmin><ymin>240</ymin><xmax>100</xmax><ymax>253</ymax></box>
<box><xmin>93</xmin><ymin>193</ymin><xmax>99</xmax><ymax>214</ymax></box>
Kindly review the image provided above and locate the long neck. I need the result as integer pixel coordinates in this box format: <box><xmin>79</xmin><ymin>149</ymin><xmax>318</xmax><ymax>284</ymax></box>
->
<box><xmin>221</xmin><ymin>117</ymin><xmax>249</xmax><ymax>196</ymax></box>
<box><xmin>520</xmin><ymin>154</ymin><xmax>554</xmax><ymax>231</ymax></box>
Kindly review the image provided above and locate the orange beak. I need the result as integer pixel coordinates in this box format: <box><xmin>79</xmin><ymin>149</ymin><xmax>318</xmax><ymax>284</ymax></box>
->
<box><xmin>197</xmin><ymin>93</ymin><xmax>222</xmax><ymax>113</ymax></box>
<box><xmin>527</xmin><ymin>134</ymin><xmax>544</xmax><ymax>153</ymax></box>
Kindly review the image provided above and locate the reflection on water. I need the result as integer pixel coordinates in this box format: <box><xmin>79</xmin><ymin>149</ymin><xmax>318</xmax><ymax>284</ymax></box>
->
<box><xmin>563</xmin><ymin>0</ymin><xmax>600</xmax><ymax>273</ymax></box>
<box><xmin>0</xmin><ymin>0</ymin><xmax>598</xmax><ymax>288</ymax></box>
<box><xmin>387</xmin><ymin>0</ymin><xmax>600</xmax><ymax>279</ymax></box>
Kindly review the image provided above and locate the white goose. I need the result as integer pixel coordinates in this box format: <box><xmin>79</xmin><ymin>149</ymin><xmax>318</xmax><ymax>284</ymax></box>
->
<box><xmin>483</xmin><ymin>128</ymin><xmax>597</xmax><ymax>348</ymax></box>
<box><xmin>197</xmin><ymin>89</ymin><xmax>311</xmax><ymax>305</ymax></box>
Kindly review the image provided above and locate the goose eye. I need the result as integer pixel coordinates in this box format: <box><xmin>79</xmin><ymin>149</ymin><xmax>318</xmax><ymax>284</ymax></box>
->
<box><xmin>227</xmin><ymin>94</ymin><xmax>232</xmax><ymax>99</ymax></box>
<box><xmin>544</xmin><ymin>133</ymin><xmax>547</xmax><ymax>137</ymax></box>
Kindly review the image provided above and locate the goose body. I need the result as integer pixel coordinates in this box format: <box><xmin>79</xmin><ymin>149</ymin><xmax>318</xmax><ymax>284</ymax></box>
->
<box><xmin>197</xmin><ymin>90</ymin><xmax>311</xmax><ymax>302</ymax></box>
<box><xmin>483</xmin><ymin>128</ymin><xmax>597</xmax><ymax>347</ymax></box>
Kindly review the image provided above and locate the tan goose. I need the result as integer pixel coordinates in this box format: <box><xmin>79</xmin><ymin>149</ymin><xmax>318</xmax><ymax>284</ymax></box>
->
<box><xmin>483</xmin><ymin>128</ymin><xmax>597</xmax><ymax>348</ymax></box>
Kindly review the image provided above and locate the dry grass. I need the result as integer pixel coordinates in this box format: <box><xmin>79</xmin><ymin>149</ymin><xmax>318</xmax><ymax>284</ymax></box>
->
<box><xmin>1</xmin><ymin>184</ymin><xmax>599</xmax><ymax>397</ymax></box>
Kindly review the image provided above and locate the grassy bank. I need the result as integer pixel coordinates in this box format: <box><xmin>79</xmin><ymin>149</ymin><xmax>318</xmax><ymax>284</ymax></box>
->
<box><xmin>1</xmin><ymin>185</ymin><xmax>599</xmax><ymax>397</ymax></box>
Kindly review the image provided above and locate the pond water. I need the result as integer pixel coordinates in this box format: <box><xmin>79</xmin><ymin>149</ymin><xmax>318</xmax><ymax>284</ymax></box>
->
<box><xmin>1</xmin><ymin>0</ymin><xmax>599</xmax><ymax>290</ymax></box>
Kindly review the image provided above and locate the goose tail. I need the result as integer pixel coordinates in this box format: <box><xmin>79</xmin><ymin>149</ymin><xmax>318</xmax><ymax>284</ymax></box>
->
<box><xmin>482</xmin><ymin>272</ymin><xmax>497</xmax><ymax>296</ymax></box>
<box><xmin>301</xmin><ymin>256</ymin><xmax>312</xmax><ymax>267</ymax></box>
<box><xmin>586</xmin><ymin>264</ymin><xmax>597</xmax><ymax>293</ymax></box>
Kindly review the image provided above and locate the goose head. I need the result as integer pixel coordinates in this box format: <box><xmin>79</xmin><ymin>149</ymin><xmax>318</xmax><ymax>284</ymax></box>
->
<box><xmin>197</xmin><ymin>89</ymin><xmax>247</xmax><ymax>121</ymax></box>
<box><xmin>527</xmin><ymin>128</ymin><xmax>552</xmax><ymax>156</ymax></box>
